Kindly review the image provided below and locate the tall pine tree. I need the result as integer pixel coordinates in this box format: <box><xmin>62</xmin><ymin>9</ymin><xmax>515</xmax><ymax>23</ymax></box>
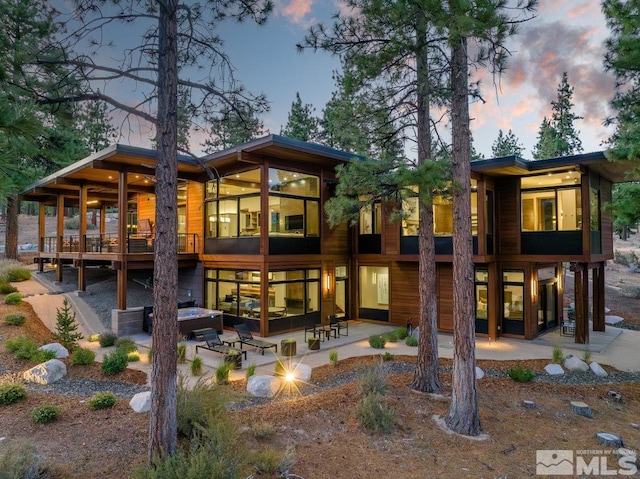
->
<box><xmin>491</xmin><ymin>129</ymin><xmax>525</xmax><ymax>157</ymax></box>
<box><xmin>280</xmin><ymin>92</ymin><xmax>320</xmax><ymax>142</ymax></box>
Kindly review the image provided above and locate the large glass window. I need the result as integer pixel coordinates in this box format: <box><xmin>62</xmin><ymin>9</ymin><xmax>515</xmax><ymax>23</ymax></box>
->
<box><xmin>521</xmin><ymin>172</ymin><xmax>582</xmax><ymax>232</ymax></box>
<box><xmin>205</xmin><ymin>269</ymin><xmax>261</xmax><ymax>318</ymax></box>
<box><xmin>503</xmin><ymin>270</ymin><xmax>524</xmax><ymax>320</ymax></box>
<box><xmin>359</xmin><ymin>202</ymin><xmax>382</xmax><ymax>235</ymax></box>
<box><xmin>401</xmin><ymin>180</ymin><xmax>478</xmax><ymax>236</ymax></box>
<box><xmin>205</xmin><ymin>169</ymin><xmax>261</xmax><ymax>239</ymax></box>
<box><xmin>268</xmin><ymin>269</ymin><xmax>320</xmax><ymax>318</ymax></box>
<box><xmin>475</xmin><ymin>269</ymin><xmax>488</xmax><ymax>320</ymax></box>
<box><xmin>359</xmin><ymin>266</ymin><xmax>389</xmax><ymax>311</ymax></box>
<box><xmin>268</xmin><ymin>168</ymin><xmax>319</xmax><ymax>238</ymax></box>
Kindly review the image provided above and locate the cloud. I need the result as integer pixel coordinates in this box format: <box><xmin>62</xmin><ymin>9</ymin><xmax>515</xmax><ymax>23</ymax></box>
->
<box><xmin>279</xmin><ymin>0</ymin><xmax>315</xmax><ymax>25</ymax></box>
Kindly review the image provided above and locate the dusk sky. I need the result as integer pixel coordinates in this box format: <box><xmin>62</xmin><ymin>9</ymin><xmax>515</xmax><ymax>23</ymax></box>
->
<box><xmin>105</xmin><ymin>0</ymin><xmax>616</xmax><ymax>160</ymax></box>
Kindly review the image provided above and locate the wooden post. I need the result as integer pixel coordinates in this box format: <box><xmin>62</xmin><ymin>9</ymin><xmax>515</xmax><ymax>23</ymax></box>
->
<box><xmin>56</xmin><ymin>195</ymin><xmax>65</xmax><ymax>283</ymax></box>
<box><xmin>116</xmin><ymin>171</ymin><xmax>128</xmax><ymax>310</ymax></box>
<box><xmin>593</xmin><ymin>263</ymin><xmax>605</xmax><ymax>332</ymax></box>
<box><xmin>38</xmin><ymin>202</ymin><xmax>45</xmax><ymax>273</ymax></box>
<box><xmin>78</xmin><ymin>183</ymin><xmax>87</xmax><ymax>292</ymax></box>
<box><xmin>574</xmin><ymin>263</ymin><xmax>589</xmax><ymax>344</ymax></box>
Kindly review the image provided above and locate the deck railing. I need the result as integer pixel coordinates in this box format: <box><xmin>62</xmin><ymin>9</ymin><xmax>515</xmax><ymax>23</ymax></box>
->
<box><xmin>40</xmin><ymin>233</ymin><xmax>198</xmax><ymax>254</ymax></box>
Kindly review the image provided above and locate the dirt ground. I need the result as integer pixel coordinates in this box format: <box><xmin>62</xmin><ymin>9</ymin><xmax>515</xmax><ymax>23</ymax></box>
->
<box><xmin>2</xmin><ymin>216</ymin><xmax>640</xmax><ymax>477</ymax></box>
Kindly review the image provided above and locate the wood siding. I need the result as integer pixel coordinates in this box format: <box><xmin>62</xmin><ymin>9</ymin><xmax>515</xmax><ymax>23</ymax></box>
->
<box><xmin>383</xmin><ymin>202</ymin><xmax>400</xmax><ymax>255</ymax></box>
<box><xmin>437</xmin><ymin>264</ymin><xmax>454</xmax><ymax>331</ymax></box>
<box><xmin>187</xmin><ymin>181</ymin><xmax>204</xmax><ymax>254</ymax></box>
<box><xmin>389</xmin><ymin>263</ymin><xmax>419</xmax><ymax>323</ymax></box>
<box><xmin>137</xmin><ymin>193</ymin><xmax>156</xmax><ymax>225</ymax></box>
<box><xmin>601</xmin><ymin>179</ymin><xmax>613</xmax><ymax>256</ymax></box>
<box><xmin>495</xmin><ymin>177</ymin><xmax>520</xmax><ymax>255</ymax></box>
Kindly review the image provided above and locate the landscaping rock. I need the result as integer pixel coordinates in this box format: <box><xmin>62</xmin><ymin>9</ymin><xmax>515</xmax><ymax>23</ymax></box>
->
<box><xmin>605</xmin><ymin>315</ymin><xmax>624</xmax><ymax>325</ymax></box>
<box><xmin>23</xmin><ymin>359</ymin><xmax>67</xmax><ymax>384</ymax></box>
<box><xmin>570</xmin><ymin>401</ymin><xmax>593</xmax><ymax>418</ymax></box>
<box><xmin>129</xmin><ymin>391</ymin><xmax>151</xmax><ymax>413</ymax></box>
<box><xmin>291</xmin><ymin>362</ymin><xmax>312</xmax><ymax>382</ymax></box>
<box><xmin>608</xmin><ymin>390</ymin><xmax>622</xmax><ymax>402</ymax></box>
<box><xmin>247</xmin><ymin>375</ymin><xmax>280</xmax><ymax>398</ymax></box>
<box><xmin>38</xmin><ymin>342</ymin><xmax>69</xmax><ymax>359</ymax></box>
<box><xmin>631</xmin><ymin>423</ymin><xmax>639</xmax><ymax>429</ymax></box>
<box><xmin>594</xmin><ymin>432</ymin><xmax>623</xmax><ymax>448</ymax></box>
<box><xmin>590</xmin><ymin>362</ymin><xmax>608</xmax><ymax>378</ymax></box>
<box><xmin>564</xmin><ymin>355</ymin><xmax>589</xmax><ymax>372</ymax></box>
<box><xmin>475</xmin><ymin>367</ymin><xmax>484</xmax><ymax>380</ymax></box>
<box><xmin>544</xmin><ymin>363</ymin><xmax>565</xmax><ymax>375</ymax></box>
<box><xmin>523</xmin><ymin>400</ymin><xmax>536</xmax><ymax>409</ymax></box>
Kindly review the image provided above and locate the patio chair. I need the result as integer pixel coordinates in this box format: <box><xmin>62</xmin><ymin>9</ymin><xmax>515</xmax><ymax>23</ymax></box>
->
<box><xmin>328</xmin><ymin>315</ymin><xmax>349</xmax><ymax>337</ymax></box>
<box><xmin>195</xmin><ymin>330</ymin><xmax>247</xmax><ymax>360</ymax></box>
<box><xmin>233</xmin><ymin>323</ymin><xmax>277</xmax><ymax>355</ymax></box>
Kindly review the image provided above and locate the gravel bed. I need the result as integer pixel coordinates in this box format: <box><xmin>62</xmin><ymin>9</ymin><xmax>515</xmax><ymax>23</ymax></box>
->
<box><xmin>25</xmin><ymin>377</ymin><xmax>150</xmax><ymax>399</ymax></box>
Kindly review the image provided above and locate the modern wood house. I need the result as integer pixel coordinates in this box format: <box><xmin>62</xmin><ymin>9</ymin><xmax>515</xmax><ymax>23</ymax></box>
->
<box><xmin>20</xmin><ymin>136</ymin><xmax>637</xmax><ymax>343</ymax></box>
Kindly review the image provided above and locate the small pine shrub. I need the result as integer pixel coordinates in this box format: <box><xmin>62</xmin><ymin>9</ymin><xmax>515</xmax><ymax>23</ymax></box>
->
<box><xmin>384</xmin><ymin>330</ymin><xmax>399</xmax><ymax>342</ymax></box>
<box><xmin>98</xmin><ymin>332</ymin><xmax>118</xmax><ymax>347</ymax></box>
<box><xmin>395</xmin><ymin>327</ymin><xmax>408</xmax><ymax>340</ymax></box>
<box><xmin>0</xmin><ymin>281</ymin><xmax>18</xmax><ymax>294</ymax></box>
<box><xmin>583</xmin><ymin>348</ymin><xmax>592</xmax><ymax>363</ymax></box>
<box><xmin>101</xmin><ymin>350</ymin><xmax>128</xmax><ymax>375</ymax></box>
<box><xmin>356</xmin><ymin>393</ymin><xmax>397</xmax><ymax>433</ymax></box>
<box><xmin>72</xmin><ymin>348</ymin><xmax>96</xmax><ymax>366</ymax></box>
<box><xmin>329</xmin><ymin>349</ymin><xmax>338</xmax><ymax>366</ymax></box>
<box><xmin>368</xmin><ymin>334</ymin><xmax>387</xmax><ymax>349</ymax></box>
<box><xmin>51</xmin><ymin>299</ymin><xmax>83</xmax><ymax>351</ymax></box>
<box><xmin>88</xmin><ymin>334</ymin><xmax>100</xmax><ymax>343</ymax></box>
<box><xmin>177</xmin><ymin>342</ymin><xmax>187</xmax><ymax>363</ymax></box>
<box><xmin>216</xmin><ymin>361</ymin><xmax>233</xmax><ymax>385</ymax></box>
<box><xmin>274</xmin><ymin>359</ymin><xmax>285</xmax><ymax>377</ymax></box>
<box><xmin>0</xmin><ymin>440</ymin><xmax>43</xmax><ymax>479</ymax></box>
<box><xmin>88</xmin><ymin>392</ymin><xmax>117</xmax><ymax>410</ymax></box>
<box><xmin>405</xmin><ymin>336</ymin><xmax>418</xmax><ymax>347</ymax></box>
<box><xmin>253</xmin><ymin>421</ymin><xmax>276</xmax><ymax>440</ymax></box>
<box><xmin>357</xmin><ymin>364</ymin><xmax>388</xmax><ymax>396</ymax></box>
<box><xmin>552</xmin><ymin>344</ymin><xmax>564</xmax><ymax>364</ymax></box>
<box><xmin>190</xmin><ymin>356</ymin><xmax>203</xmax><ymax>376</ymax></box>
<box><xmin>508</xmin><ymin>367</ymin><xmax>536</xmax><ymax>382</ymax></box>
<box><xmin>0</xmin><ymin>383</ymin><xmax>27</xmax><ymax>405</ymax></box>
<box><xmin>127</xmin><ymin>352</ymin><xmax>140</xmax><ymax>362</ymax></box>
<box><xmin>31</xmin><ymin>405</ymin><xmax>60</xmax><ymax>424</ymax></box>
<box><xmin>4</xmin><ymin>292</ymin><xmax>22</xmax><ymax>305</ymax></box>
<box><xmin>31</xmin><ymin>349</ymin><xmax>57</xmax><ymax>364</ymax></box>
<box><xmin>4</xmin><ymin>335</ymin><xmax>44</xmax><ymax>361</ymax></box>
<box><xmin>381</xmin><ymin>351</ymin><xmax>394</xmax><ymax>362</ymax></box>
<box><xmin>245</xmin><ymin>362</ymin><xmax>256</xmax><ymax>379</ymax></box>
<box><xmin>4</xmin><ymin>313</ymin><xmax>26</xmax><ymax>326</ymax></box>
<box><xmin>115</xmin><ymin>337</ymin><xmax>137</xmax><ymax>354</ymax></box>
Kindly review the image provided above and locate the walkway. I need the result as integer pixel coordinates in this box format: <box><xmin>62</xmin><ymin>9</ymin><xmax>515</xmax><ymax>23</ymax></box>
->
<box><xmin>15</xmin><ymin>272</ymin><xmax>640</xmax><ymax>389</ymax></box>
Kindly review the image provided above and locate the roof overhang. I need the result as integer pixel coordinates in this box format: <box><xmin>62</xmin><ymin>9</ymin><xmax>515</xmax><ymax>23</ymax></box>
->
<box><xmin>471</xmin><ymin>151</ymin><xmax>640</xmax><ymax>184</ymax></box>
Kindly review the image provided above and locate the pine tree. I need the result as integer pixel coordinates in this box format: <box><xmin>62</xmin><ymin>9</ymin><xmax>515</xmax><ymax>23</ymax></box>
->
<box><xmin>280</xmin><ymin>92</ymin><xmax>320</xmax><ymax>142</ymax></box>
<box><xmin>532</xmin><ymin>73</ymin><xmax>583</xmax><ymax>159</ymax></box>
<box><xmin>52</xmin><ymin>299</ymin><xmax>84</xmax><ymax>351</ymax></box>
<box><xmin>491</xmin><ymin>129</ymin><xmax>525</xmax><ymax>157</ymax></box>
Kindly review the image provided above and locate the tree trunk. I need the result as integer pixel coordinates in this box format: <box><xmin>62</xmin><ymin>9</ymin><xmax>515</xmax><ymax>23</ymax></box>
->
<box><xmin>445</xmin><ymin>34</ymin><xmax>481</xmax><ymax>436</ymax></box>
<box><xmin>148</xmin><ymin>0</ymin><xmax>179</xmax><ymax>462</ymax></box>
<box><xmin>410</xmin><ymin>21</ymin><xmax>441</xmax><ymax>394</ymax></box>
<box><xmin>5</xmin><ymin>195</ymin><xmax>19</xmax><ymax>260</ymax></box>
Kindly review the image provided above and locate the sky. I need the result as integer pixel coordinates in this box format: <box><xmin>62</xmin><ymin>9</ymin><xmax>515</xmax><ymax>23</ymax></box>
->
<box><xmin>96</xmin><ymin>0</ymin><xmax>617</xmax><ymax>160</ymax></box>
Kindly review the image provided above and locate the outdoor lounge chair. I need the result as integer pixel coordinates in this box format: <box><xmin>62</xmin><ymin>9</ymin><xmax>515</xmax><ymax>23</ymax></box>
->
<box><xmin>195</xmin><ymin>330</ymin><xmax>247</xmax><ymax>360</ymax></box>
<box><xmin>233</xmin><ymin>323</ymin><xmax>277</xmax><ymax>355</ymax></box>
<box><xmin>328</xmin><ymin>315</ymin><xmax>349</xmax><ymax>337</ymax></box>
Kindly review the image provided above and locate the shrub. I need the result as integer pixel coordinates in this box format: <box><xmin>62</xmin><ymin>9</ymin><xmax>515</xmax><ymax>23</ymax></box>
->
<box><xmin>245</xmin><ymin>362</ymin><xmax>256</xmax><ymax>379</ymax></box>
<box><xmin>176</xmin><ymin>375</ymin><xmax>227</xmax><ymax>438</ymax></box>
<box><xmin>508</xmin><ymin>367</ymin><xmax>536</xmax><ymax>382</ymax></box>
<box><xmin>381</xmin><ymin>351</ymin><xmax>394</xmax><ymax>362</ymax></box>
<box><xmin>51</xmin><ymin>299</ymin><xmax>83</xmax><ymax>351</ymax></box>
<box><xmin>4</xmin><ymin>335</ymin><xmax>40</xmax><ymax>360</ymax></box>
<box><xmin>582</xmin><ymin>348</ymin><xmax>592</xmax><ymax>363</ymax></box>
<box><xmin>101</xmin><ymin>349</ymin><xmax>128</xmax><ymax>375</ymax></box>
<box><xmin>31</xmin><ymin>349</ymin><xmax>57</xmax><ymax>364</ymax></box>
<box><xmin>368</xmin><ymin>334</ymin><xmax>387</xmax><ymax>349</ymax></box>
<box><xmin>252</xmin><ymin>447</ymin><xmax>283</xmax><ymax>475</ymax></box>
<box><xmin>405</xmin><ymin>336</ymin><xmax>419</xmax><ymax>347</ymax></box>
<box><xmin>395</xmin><ymin>327</ymin><xmax>408</xmax><ymax>340</ymax></box>
<box><xmin>0</xmin><ymin>281</ymin><xmax>17</xmax><ymax>294</ymax></box>
<box><xmin>384</xmin><ymin>330</ymin><xmax>400</xmax><ymax>342</ymax></box>
<box><xmin>127</xmin><ymin>352</ymin><xmax>140</xmax><ymax>362</ymax></box>
<box><xmin>552</xmin><ymin>344</ymin><xmax>564</xmax><ymax>364</ymax></box>
<box><xmin>253</xmin><ymin>421</ymin><xmax>276</xmax><ymax>440</ymax></box>
<box><xmin>4</xmin><ymin>313</ymin><xmax>26</xmax><ymax>326</ymax></box>
<box><xmin>0</xmin><ymin>383</ymin><xmax>27</xmax><ymax>405</ymax></box>
<box><xmin>274</xmin><ymin>358</ymin><xmax>285</xmax><ymax>377</ymax></box>
<box><xmin>356</xmin><ymin>393</ymin><xmax>397</xmax><ymax>433</ymax></box>
<box><xmin>216</xmin><ymin>361</ymin><xmax>233</xmax><ymax>385</ymax></box>
<box><xmin>0</xmin><ymin>440</ymin><xmax>43</xmax><ymax>479</ymax></box>
<box><xmin>329</xmin><ymin>349</ymin><xmax>338</xmax><ymax>366</ymax></box>
<box><xmin>88</xmin><ymin>334</ymin><xmax>101</xmax><ymax>343</ymax></box>
<box><xmin>2</xmin><ymin>266</ymin><xmax>31</xmax><ymax>282</ymax></box>
<box><xmin>190</xmin><ymin>355</ymin><xmax>203</xmax><ymax>376</ymax></box>
<box><xmin>31</xmin><ymin>405</ymin><xmax>60</xmax><ymax>424</ymax></box>
<box><xmin>357</xmin><ymin>363</ymin><xmax>388</xmax><ymax>396</ymax></box>
<box><xmin>115</xmin><ymin>337</ymin><xmax>137</xmax><ymax>354</ymax></box>
<box><xmin>4</xmin><ymin>292</ymin><xmax>22</xmax><ymax>305</ymax></box>
<box><xmin>98</xmin><ymin>332</ymin><xmax>118</xmax><ymax>347</ymax></box>
<box><xmin>177</xmin><ymin>342</ymin><xmax>187</xmax><ymax>363</ymax></box>
<box><xmin>88</xmin><ymin>392</ymin><xmax>117</xmax><ymax>410</ymax></box>
<box><xmin>72</xmin><ymin>348</ymin><xmax>96</xmax><ymax>366</ymax></box>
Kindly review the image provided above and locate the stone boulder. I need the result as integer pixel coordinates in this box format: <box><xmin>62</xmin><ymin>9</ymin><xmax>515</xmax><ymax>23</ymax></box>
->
<box><xmin>605</xmin><ymin>315</ymin><xmax>624</xmax><ymax>325</ymax></box>
<box><xmin>38</xmin><ymin>342</ymin><xmax>69</xmax><ymax>359</ymax></box>
<box><xmin>291</xmin><ymin>362</ymin><xmax>312</xmax><ymax>382</ymax></box>
<box><xmin>564</xmin><ymin>355</ymin><xmax>589</xmax><ymax>372</ymax></box>
<box><xmin>590</xmin><ymin>362</ymin><xmax>608</xmax><ymax>378</ymax></box>
<box><xmin>247</xmin><ymin>375</ymin><xmax>280</xmax><ymax>398</ymax></box>
<box><xmin>475</xmin><ymin>367</ymin><xmax>485</xmax><ymax>380</ymax></box>
<box><xmin>544</xmin><ymin>363</ymin><xmax>564</xmax><ymax>375</ymax></box>
<box><xmin>23</xmin><ymin>359</ymin><xmax>67</xmax><ymax>384</ymax></box>
<box><xmin>129</xmin><ymin>391</ymin><xmax>151</xmax><ymax>413</ymax></box>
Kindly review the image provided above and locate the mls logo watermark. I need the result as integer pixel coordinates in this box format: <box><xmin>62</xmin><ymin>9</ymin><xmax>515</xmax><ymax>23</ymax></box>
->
<box><xmin>537</xmin><ymin>449</ymin><xmax>638</xmax><ymax>476</ymax></box>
